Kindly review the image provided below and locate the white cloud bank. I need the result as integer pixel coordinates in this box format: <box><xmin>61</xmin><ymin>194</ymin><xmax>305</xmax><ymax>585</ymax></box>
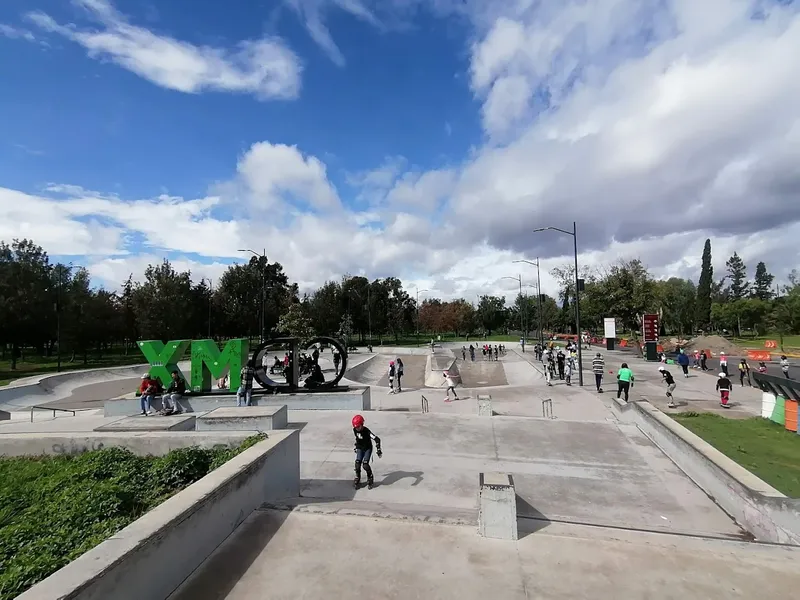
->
<box><xmin>2</xmin><ymin>0</ymin><xmax>799</xmax><ymax>305</ymax></box>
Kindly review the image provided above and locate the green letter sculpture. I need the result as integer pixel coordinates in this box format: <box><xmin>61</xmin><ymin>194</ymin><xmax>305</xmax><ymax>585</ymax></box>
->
<box><xmin>138</xmin><ymin>340</ymin><xmax>192</xmax><ymax>387</ymax></box>
<box><xmin>190</xmin><ymin>338</ymin><xmax>250</xmax><ymax>392</ymax></box>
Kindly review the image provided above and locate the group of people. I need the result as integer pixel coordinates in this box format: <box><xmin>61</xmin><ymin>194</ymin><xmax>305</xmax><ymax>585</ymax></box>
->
<box><xmin>460</xmin><ymin>344</ymin><xmax>504</xmax><ymax>361</ymax></box>
<box><xmin>539</xmin><ymin>343</ymin><xmax>580</xmax><ymax>386</ymax></box>
<box><xmin>387</xmin><ymin>358</ymin><xmax>405</xmax><ymax>393</ymax></box>
<box><xmin>137</xmin><ymin>370</ymin><xmax>187</xmax><ymax>415</ymax></box>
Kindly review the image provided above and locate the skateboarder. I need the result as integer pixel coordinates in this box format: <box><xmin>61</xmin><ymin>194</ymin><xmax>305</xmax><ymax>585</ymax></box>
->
<box><xmin>716</xmin><ymin>372</ymin><xmax>732</xmax><ymax>408</ymax></box>
<box><xmin>658</xmin><ymin>366</ymin><xmax>677</xmax><ymax>408</ymax></box>
<box><xmin>443</xmin><ymin>371</ymin><xmax>460</xmax><ymax>402</ymax></box>
<box><xmin>352</xmin><ymin>414</ymin><xmax>382</xmax><ymax>489</ymax></box>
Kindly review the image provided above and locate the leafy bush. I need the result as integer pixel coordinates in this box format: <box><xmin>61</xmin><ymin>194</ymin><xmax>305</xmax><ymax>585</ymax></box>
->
<box><xmin>0</xmin><ymin>434</ymin><xmax>267</xmax><ymax>600</ymax></box>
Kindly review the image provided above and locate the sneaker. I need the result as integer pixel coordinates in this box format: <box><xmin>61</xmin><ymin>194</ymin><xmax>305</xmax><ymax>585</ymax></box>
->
<box><xmin>668</xmin><ymin>403</ymin><xmax>676</xmax><ymax>408</ymax></box>
<box><xmin>140</xmin><ymin>411</ymin><xmax>147</xmax><ymax>416</ymax></box>
<box><xmin>367</xmin><ymin>481</ymin><xmax>374</xmax><ymax>490</ymax></box>
<box><xmin>444</xmin><ymin>398</ymin><xmax>452</xmax><ymax>402</ymax></box>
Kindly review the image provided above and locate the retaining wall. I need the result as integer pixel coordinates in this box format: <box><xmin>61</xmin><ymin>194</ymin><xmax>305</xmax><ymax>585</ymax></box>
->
<box><xmin>424</xmin><ymin>349</ymin><xmax>458</xmax><ymax>388</ymax></box>
<box><xmin>618</xmin><ymin>400</ymin><xmax>800</xmax><ymax>545</ymax></box>
<box><xmin>17</xmin><ymin>430</ymin><xmax>300</xmax><ymax>600</ymax></box>
<box><xmin>0</xmin><ymin>431</ymin><xmax>256</xmax><ymax>457</ymax></box>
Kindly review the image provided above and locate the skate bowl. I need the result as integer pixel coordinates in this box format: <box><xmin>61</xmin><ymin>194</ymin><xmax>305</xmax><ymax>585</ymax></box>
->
<box><xmin>0</xmin><ymin>362</ymin><xmax>170</xmax><ymax>412</ymax></box>
<box><xmin>424</xmin><ymin>348</ymin><xmax>459</xmax><ymax>388</ymax></box>
<box><xmin>344</xmin><ymin>354</ymin><xmax>426</xmax><ymax>389</ymax></box>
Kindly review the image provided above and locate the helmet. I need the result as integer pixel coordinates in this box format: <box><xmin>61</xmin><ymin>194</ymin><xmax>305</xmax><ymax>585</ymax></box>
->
<box><xmin>390</xmin><ymin>361</ymin><xmax>395</xmax><ymax>365</ymax></box>
<box><xmin>658</xmin><ymin>366</ymin><xmax>665</xmax><ymax>371</ymax></box>
<box><xmin>141</xmin><ymin>373</ymin><xmax>150</xmax><ymax>379</ymax></box>
<box><xmin>718</xmin><ymin>373</ymin><xmax>726</xmax><ymax>378</ymax></box>
<box><xmin>352</xmin><ymin>414</ymin><xmax>365</xmax><ymax>428</ymax></box>
<box><xmin>720</xmin><ymin>352</ymin><xmax>725</xmax><ymax>355</ymax></box>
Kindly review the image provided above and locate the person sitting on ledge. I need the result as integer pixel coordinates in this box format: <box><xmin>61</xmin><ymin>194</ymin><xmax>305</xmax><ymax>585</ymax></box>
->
<box><xmin>304</xmin><ymin>364</ymin><xmax>325</xmax><ymax>388</ymax></box>
<box><xmin>161</xmin><ymin>370</ymin><xmax>186</xmax><ymax>415</ymax></box>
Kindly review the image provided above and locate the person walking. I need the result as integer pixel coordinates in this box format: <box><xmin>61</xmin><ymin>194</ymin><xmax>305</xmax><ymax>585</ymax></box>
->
<box><xmin>693</xmin><ymin>349</ymin><xmax>700</xmax><ymax>369</ymax></box>
<box><xmin>396</xmin><ymin>357</ymin><xmax>404</xmax><ymax>392</ymax></box>
<box><xmin>388</xmin><ymin>361</ymin><xmax>396</xmax><ymax>394</ymax></box>
<box><xmin>677</xmin><ymin>349</ymin><xmax>690</xmax><ymax>378</ymax></box>
<box><xmin>616</xmin><ymin>363</ymin><xmax>634</xmax><ymax>402</ymax></box>
<box><xmin>462</xmin><ymin>346</ymin><xmax>467</xmax><ymax>361</ymax></box>
<box><xmin>700</xmin><ymin>350</ymin><xmax>708</xmax><ymax>371</ymax></box>
<box><xmin>658</xmin><ymin>366</ymin><xmax>677</xmax><ymax>409</ymax></box>
<box><xmin>556</xmin><ymin>349</ymin><xmax>566</xmax><ymax>380</ymax></box>
<box><xmin>738</xmin><ymin>359</ymin><xmax>751</xmax><ymax>387</ymax></box>
<box><xmin>592</xmin><ymin>352</ymin><xmax>605</xmax><ymax>392</ymax></box>
<box><xmin>469</xmin><ymin>345</ymin><xmax>475</xmax><ymax>361</ymax></box>
<box><xmin>781</xmin><ymin>355</ymin><xmax>791</xmax><ymax>379</ymax></box>
<box><xmin>236</xmin><ymin>360</ymin><xmax>256</xmax><ymax>407</ymax></box>
<box><xmin>716</xmin><ymin>372</ymin><xmax>732</xmax><ymax>408</ymax></box>
<box><xmin>565</xmin><ymin>356</ymin><xmax>574</xmax><ymax>386</ymax></box>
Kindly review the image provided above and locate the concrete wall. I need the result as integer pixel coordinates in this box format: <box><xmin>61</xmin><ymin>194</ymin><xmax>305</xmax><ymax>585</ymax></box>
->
<box><xmin>424</xmin><ymin>349</ymin><xmax>458</xmax><ymax>388</ymax></box>
<box><xmin>623</xmin><ymin>400</ymin><xmax>800</xmax><ymax>545</ymax></box>
<box><xmin>0</xmin><ymin>431</ymin><xmax>255</xmax><ymax>457</ymax></box>
<box><xmin>17</xmin><ymin>430</ymin><xmax>300</xmax><ymax>600</ymax></box>
<box><xmin>104</xmin><ymin>387</ymin><xmax>371</xmax><ymax>416</ymax></box>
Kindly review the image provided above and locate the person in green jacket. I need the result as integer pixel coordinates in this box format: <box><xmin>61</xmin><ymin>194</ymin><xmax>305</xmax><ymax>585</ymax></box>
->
<box><xmin>617</xmin><ymin>363</ymin><xmax>634</xmax><ymax>402</ymax></box>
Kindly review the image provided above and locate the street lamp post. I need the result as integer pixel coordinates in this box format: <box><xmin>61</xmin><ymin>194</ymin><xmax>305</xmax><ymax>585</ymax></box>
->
<box><xmin>413</xmin><ymin>287</ymin><xmax>429</xmax><ymax>346</ymax></box>
<box><xmin>514</xmin><ymin>258</ymin><xmax>544</xmax><ymax>346</ymax></box>
<box><xmin>238</xmin><ymin>249</ymin><xmax>267</xmax><ymax>343</ymax></box>
<box><xmin>533</xmin><ymin>222</ymin><xmax>583</xmax><ymax>386</ymax></box>
<box><xmin>501</xmin><ymin>275</ymin><xmax>525</xmax><ymax>348</ymax></box>
<box><xmin>203</xmin><ymin>278</ymin><xmax>213</xmax><ymax>338</ymax></box>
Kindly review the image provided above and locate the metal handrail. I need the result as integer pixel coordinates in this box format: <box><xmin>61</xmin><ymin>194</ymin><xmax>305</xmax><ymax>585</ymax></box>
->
<box><xmin>421</xmin><ymin>395</ymin><xmax>429</xmax><ymax>414</ymax></box>
<box><xmin>29</xmin><ymin>405</ymin><xmax>90</xmax><ymax>422</ymax></box>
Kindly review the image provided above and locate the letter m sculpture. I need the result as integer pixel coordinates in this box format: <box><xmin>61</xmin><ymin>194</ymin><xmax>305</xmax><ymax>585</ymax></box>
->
<box><xmin>189</xmin><ymin>339</ymin><xmax>250</xmax><ymax>393</ymax></box>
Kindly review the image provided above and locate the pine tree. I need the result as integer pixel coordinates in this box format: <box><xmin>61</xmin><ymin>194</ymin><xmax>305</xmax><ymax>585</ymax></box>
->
<box><xmin>696</xmin><ymin>239</ymin><xmax>713</xmax><ymax>329</ymax></box>
<box><xmin>725</xmin><ymin>252</ymin><xmax>749</xmax><ymax>300</ymax></box>
<box><xmin>753</xmin><ymin>261</ymin><xmax>775</xmax><ymax>301</ymax></box>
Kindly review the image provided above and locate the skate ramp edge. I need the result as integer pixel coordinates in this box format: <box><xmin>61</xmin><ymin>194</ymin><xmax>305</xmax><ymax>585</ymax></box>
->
<box><xmin>343</xmin><ymin>354</ymin><xmax>380</xmax><ymax>384</ymax></box>
<box><xmin>425</xmin><ymin>350</ymin><xmax>459</xmax><ymax>388</ymax></box>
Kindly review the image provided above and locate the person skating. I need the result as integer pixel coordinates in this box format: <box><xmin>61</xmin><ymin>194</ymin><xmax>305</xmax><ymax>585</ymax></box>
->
<box><xmin>616</xmin><ymin>363</ymin><xmax>634</xmax><ymax>402</ymax></box>
<box><xmin>462</xmin><ymin>346</ymin><xmax>467</xmax><ymax>361</ymax></box>
<box><xmin>592</xmin><ymin>352</ymin><xmax>605</xmax><ymax>392</ymax></box>
<box><xmin>700</xmin><ymin>350</ymin><xmax>708</xmax><ymax>371</ymax></box>
<box><xmin>716</xmin><ymin>372</ymin><xmax>732</xmax><ymax>408</ymax></box>
<box><xmin>738</xmin><ymin>359</ymin><xmax>751</xmax><ymax>387</ymax></box>
<box><xmin>396</xmin><ymin>357</ymin><xmax>404</xmax><ymax>392</ymax></box>
<box><xmin>352</xmin><ymin>414</ymin><xmax>382</xmax><ymax>489</ymax></box>
<box><xmin>677</xmin><ymin>349</ymin><xmax>690</xmax><ymax>378</ymax></box>
<box><xmin>758</xmin><ymin>362</ymin><xmax>767</xmax><ymax>374</ymax></box>
<box><xmin>565</xmin><ymin>356</ymin><xmax>574</xmax><ymax>386</ymax></box>
<box><xmin>719</xmin><ymin>352</ymin><xmax>728</xmax><ymax>376</ymax></box>
<box><xmin>658</xmin><ymin>366</ymin><xmax>677</xmax><ymax>408</ymax></box>
<box><xmin>556</xmin><ymin>349</ymin><xmax>566</xmax><ymax>380</ymax></box>
<box><xmin>443</xmin><ymin>370</ymin><xmax>460</xmax><ymax>402</ymax></box>
<box><xmin>469</xmin><ymin>345</ymin><xmax>475</xmax><ymax>361</ymax></box>
<box><xmin>781</xmin><ymin>355</ymin><xmax>791</xmax><ymax>379</ymax></box>
<box><xmin>388</xmin><ymin>361</ymin><xmax>396</xmax><ymax>394</ymax></box>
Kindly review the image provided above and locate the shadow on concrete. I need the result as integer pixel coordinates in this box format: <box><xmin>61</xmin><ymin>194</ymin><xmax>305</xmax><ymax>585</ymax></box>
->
<box><xmin>379</xmin><ymin>407</ymin><xmax>412</xmax><ymax>412</ymax></box>
<box><xmin>169</xmin><ymin>508</ymin><xmax>291</xmax><ymax>600</ymax></box>
<box><xmin>286</xmin><ymin>421</ymin><xmax>308</xmax><ymax>432</ymax></box>
<box><xmin>299</xmin><ymin>478</ymin><xmax>359</xmax><ymax>501</ymax></box>
<box><xmin>515</xmin><ymin>495</ymin><xmax>551</xmax><ymax>539</ymax></box>
<box><xmin>378</xmin><ymin>470</ymin><xmax>424</xmax><ymax>488</ymax></box>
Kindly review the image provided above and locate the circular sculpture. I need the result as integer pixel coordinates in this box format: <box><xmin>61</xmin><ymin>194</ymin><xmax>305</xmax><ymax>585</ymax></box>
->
<box><xmin>251</xmin><ymin>336</ymin><xmax>348</xmax><ymax>392</ymax></box>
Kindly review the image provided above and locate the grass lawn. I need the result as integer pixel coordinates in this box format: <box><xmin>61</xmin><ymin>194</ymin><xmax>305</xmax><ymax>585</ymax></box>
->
<box><xmin>0</xmin><ymin>436</ymin><xmax>265</xmax><ymax>600</ymax></box>
<box><xmin>732</xmin><ymin>334</ymin><xmax>800</xmax><ymax>351</ymax></box>
<box><xmin>0</xmin><ymin>349</ymin><xmax>145</xmax><ymax>387</ymax></box>
<box><xmin>671</xmin><ymin>412</ymin><xmax>800</xmax><ymax>497</ymax></box>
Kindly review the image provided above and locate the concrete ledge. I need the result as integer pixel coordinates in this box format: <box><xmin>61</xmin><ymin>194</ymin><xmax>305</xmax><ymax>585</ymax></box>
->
<box><xmin>630</xmin><ymin>400</ymin><xmax>800</xmax><ymax>545</ymax></box>
<box><xmin>0</xmin><ymin>410</ymin><xmax>9</xmax><ymax>421</ymax></box>
<box><xmin>197</xmin><ymin>405</ymin><xmax>288</xmax><ymax>431</ymax></box>
<box><xmin>17</xmin><ymin>430</ymin><xmax>300</xmax><ymax>600</ymax></box>
<box><xmin>478</xmin><ymin>472</ymin><xmax>518</xmax><ymax>540</ymax></box>
<box><xmin>477</xmin><ymin>395</ymin><xmax>493</xmax><ymax>417</ymax></box>
<box><xmin>104</xmin><ymin>387</ymin><xmax>371</xmax><ymax>416</ymax></box>
<box><xmin>94</xmin><ymin>415</ymin><xmax>196</xmax><ymax>432</ymax></box>
<box><xmin>0</xmin><ymin>432</ymin><xmax>256</xmax><ymax>457</ymax></box>
<box><xmin>612</xmin><ymin>396</ymin><xmax>632</xmax><ymax>413</ymax></box>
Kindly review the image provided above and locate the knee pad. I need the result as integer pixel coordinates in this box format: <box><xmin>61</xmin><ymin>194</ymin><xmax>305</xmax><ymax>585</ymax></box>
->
<box><xmin>354</xmin><ymin>459</ymin><xmax>362</xmax><ymax>471</ymax></box>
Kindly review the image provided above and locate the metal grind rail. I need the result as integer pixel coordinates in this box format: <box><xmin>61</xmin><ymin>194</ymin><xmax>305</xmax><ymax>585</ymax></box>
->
<box><xmin>30</xmin><ymin>405</ymin><xmax>93</xmax><ymax>422</ymax></box>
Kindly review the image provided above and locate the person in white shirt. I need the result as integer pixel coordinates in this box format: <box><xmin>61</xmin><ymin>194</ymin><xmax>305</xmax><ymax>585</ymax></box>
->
<box><xmin>443</xmin><ymin>371</ymin><xmax>459</xmax><ymax>402</ymax></box>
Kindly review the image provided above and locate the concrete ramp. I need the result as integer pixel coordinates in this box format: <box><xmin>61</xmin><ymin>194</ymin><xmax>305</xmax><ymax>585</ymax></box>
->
<box><xmin>425</xmin><ymin>349</ymin><xmax>458</xmax><ymax>388</ymax></box>
<box><xmin>457</xmin><ymin>359</ymin><xmax>508</xmax><ymax>387</ymax></box>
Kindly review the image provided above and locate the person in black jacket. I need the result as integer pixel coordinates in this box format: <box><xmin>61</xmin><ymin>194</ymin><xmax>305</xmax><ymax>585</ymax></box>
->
<box><xmin>658</xmin><ymin>366</ymin><xmax>677</xmax><ymax>408</ymax></box>
<box><xmin>162</xmin><ymin>370</ymin><xmax>186</xmax><ymax>415</ymax></box>
<box><xmin>352</xmin><ymin>414</ymin><xmax>382</xmax><ymax>489</ymax></box>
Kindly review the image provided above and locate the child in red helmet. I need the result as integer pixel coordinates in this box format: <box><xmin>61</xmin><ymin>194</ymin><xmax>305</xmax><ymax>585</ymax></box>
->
<box><xmin>352</xmin><ymin>414</ymin><xmax>382</xmax><ymax>489</ymax></box>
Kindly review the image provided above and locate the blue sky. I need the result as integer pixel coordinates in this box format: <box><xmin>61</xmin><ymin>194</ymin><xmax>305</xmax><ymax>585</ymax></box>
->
<box><xmin>1</xmin><ymin>0</ymin><xmax>798</xmax><ymax>300</ymax></box>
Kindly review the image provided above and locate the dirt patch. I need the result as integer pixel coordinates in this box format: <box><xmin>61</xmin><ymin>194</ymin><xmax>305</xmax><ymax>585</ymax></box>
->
<box><xmin>685</xmin><ymin>335</ymin><xmax>742</xmax><ymax>355</ymax></box>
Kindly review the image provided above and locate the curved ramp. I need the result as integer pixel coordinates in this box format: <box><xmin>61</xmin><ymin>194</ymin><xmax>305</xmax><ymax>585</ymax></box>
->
<box><xmin>424</xmin><ymin>349</ymin><xmax>459</xmax><ymax>388</ymax></box>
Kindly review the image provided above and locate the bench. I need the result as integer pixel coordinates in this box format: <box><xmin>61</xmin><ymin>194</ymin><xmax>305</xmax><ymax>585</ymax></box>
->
<box><xmin>478</xmin><ymin>472</ymin><xmax>518</xmax><ymax>540</ymax></box>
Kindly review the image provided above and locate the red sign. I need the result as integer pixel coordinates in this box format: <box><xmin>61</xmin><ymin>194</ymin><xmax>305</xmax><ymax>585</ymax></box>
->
<box><xmin>642</xmin><ymin>314</ymin><xmax>659</xmax><ymax>343</ymax></box>
<box><xmin>765</xmin><ymin>340</ymin><xmax>778</xmax><ymax>349</ymax></box>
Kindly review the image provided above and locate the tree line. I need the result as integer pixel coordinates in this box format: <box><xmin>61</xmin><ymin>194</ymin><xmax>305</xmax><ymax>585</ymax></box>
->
<box><xmin>1</xmin><ymin>237</ymin><xmax>798</xmax><ymax>371</ymax></box>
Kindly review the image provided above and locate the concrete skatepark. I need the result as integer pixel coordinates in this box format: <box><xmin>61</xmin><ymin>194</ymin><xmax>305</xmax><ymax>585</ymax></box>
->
<box><xmin>4</xmin><ymin>342</ymin><xmax>800</xmax><ymax>599</ymax></box>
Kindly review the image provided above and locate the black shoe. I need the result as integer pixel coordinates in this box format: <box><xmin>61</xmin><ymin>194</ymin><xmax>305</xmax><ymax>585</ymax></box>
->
<box><xmin>368</xmin><ymin>480</ymin><xmax>374</xmax><ymax>490</ymax></box>
<box><xmin>354</xmin><ymin>478</ymin><xmax>361</xmax><ymax>489</ymax></box>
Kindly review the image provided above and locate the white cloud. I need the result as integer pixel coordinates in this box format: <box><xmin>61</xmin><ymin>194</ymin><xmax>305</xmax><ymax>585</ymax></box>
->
<box><xmin>0</xmin><ymin>23</ymin><xmax>37</xmax><ymax>42</ymax></box>
<box><xmin>26</xmin><ymin>0</ymin><xmax>302</xmax><ymax>99</ymax></box>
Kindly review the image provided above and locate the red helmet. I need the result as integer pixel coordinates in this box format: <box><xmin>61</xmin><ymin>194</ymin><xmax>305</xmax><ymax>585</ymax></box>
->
<box><xmin>352</xmin><ymin>414</ymin><xmax>364</xmax><ymax>428</ymax></box>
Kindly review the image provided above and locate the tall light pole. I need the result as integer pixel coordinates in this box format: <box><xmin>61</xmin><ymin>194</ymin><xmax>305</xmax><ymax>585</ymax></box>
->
<box><xmin>514</xmin><ymin>258</ymin><xmax>544</xmax><ymax>346</ymax></box>
<box><xmin>203</xmin><ymin>278</ymin><xmax>213</xmax><ymax>338</ymax></box>
<box><xmin>413</xmin><ymin>286</ymin><xmax>429</xmax><ymax>346</ymax></box>
<box><xmin>238</xmin><ymin>249</ymin><xmax>267</xmax><ymax>343</ymax></box>
<box><xmin>533</xmin><ymin>222</ymin><xmax>583</xmax><ymax>386</ymax></box>
<box><xmin>501</xmin><ymin>275</ymin><xmax>525</xmax><ymax>345</ymax></box>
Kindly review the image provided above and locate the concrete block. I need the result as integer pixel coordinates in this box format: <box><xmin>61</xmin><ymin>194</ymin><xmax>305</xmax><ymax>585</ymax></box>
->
<box><xmin>197</xmin><ymin>405</ymin><xmax>288</xmax><ymax>432</ymax></box>
<box><xmin>93</xmin><ymin>415</ymin><xmax>196</xmax><ymax>432</ymax></box>
<box><xmin>0</xmin><ymin>410</ymin><xmax>9</xmax><ymax>421</ymax></box>
<box><xmin>104</xmin><ymin>387</ymin><xmax>371</xmax><ymax>416</ymax></box>
<box><xmin>477</xmin><ymin>395</ymin><xmax>493</xmax><ymax>416</ymax></box>
<box><xmin>479</xmin><ymin>472</ymin><xmax>518</xmax><ymax>541</ymax></box>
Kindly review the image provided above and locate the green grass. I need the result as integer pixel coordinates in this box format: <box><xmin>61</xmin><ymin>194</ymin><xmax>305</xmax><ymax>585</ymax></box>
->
<box><xmin>671</xmin><ymin>412</ymin><xmax>800</xmax><ymax>497</ymax></box>
<box><xmin>0</xmin><ymin>348</ymin><xmax>144</xmax><ymax>387</ymax></box>
<box><xmin>0</xmin><ymin>436</ymin><xmax>266</xmax><ymax>600</ymax></box>
<box><xmin>731</xmin><ymin>334</ymin><xmax>800</xmax><ymax>351</ymax></box>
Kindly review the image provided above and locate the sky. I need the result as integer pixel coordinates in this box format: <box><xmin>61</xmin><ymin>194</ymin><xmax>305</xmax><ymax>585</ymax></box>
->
<box><xmin>1</xmin><ymin>0</ymin><xmax>799</xmax><ymax>304</ymax></box>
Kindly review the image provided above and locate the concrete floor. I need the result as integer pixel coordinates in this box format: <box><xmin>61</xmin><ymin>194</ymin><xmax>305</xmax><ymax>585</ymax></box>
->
<box><xmin>42</xmin><ymin>378</ymin><xmax>141</xmax><ymax>410</ymax></box>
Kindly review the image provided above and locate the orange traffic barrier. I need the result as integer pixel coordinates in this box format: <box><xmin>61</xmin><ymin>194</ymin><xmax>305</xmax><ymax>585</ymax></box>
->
<box><xmin>765</xmin><ymin>340</ymin><xmax>778</xmax><ymax>349</ymax></box>
<box><xmin>703</xmin><ymin>348</ymin><xmax>714</xmax><ymax>358</ymax></box>
<box><xmin>748</xmin><ymin>350</ymin><xmax>772</xmax><ymax>361</ymax></box>
<box><xmin>656</xmin><ymin>344</ymin><xmax>664</xmax><ymax>353</ymax></box>
<box><xmin>620</xmin><ymin>339</ymin><xmax>628</xmax><ymax>347</ymax></box>
<box><xmin>785</xmin><ymin>399</ymin><xmax>798</xmax><ymax>433</ymax></box>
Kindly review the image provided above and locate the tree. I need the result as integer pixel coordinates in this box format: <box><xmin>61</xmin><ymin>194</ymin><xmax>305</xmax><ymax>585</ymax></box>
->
<box><xmin>752</xmin><ymin>261</ymin><xmax>774</xmax><ymax>301</ymax></box>
<box><xmin>276</xmin><ymin>303</ymin><xmax>315</xmax><ymax>343</ymax></box>
<box><xmin>476</xmin><ymin>295</ymin><xmax>506</xmax><ymax>334</ymax></box>
<box><xmin>725</xmin><ymin>252</ymin><xmax>749</xmax><ymax>300</ymax></box>
<box><xmin>132</xmin><ymin>260</ymin><xmax>194</xmax><ymax>341</ymax></box>
<box><xmin>656</xmin><ymin>278</ymin><xmax>696</xmax><ymax>335</ymax></box>
<box><xmin>337</xmin><ymin>313</ymin><xmax>354</xmax><ymax>347</ymax></box>
<box><xmin>696</xmin><ymin>239</ymin><xmax>713</xmax><ymax>329</ymax></box>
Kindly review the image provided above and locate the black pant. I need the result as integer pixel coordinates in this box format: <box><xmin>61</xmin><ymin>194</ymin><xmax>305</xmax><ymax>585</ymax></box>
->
<box><xmin>681</xmin><ymin>364</ymin><xmax>688</xmax><ymax>376</ymax></box>
<box><xmin>558</xmin><ymin>363</ymin><xmax>565</xmax><ymax>379</ymax></box>
<box><xmin>594</xmin><ymin>373</ymin><xmax>603</xmax><ymax>391</ymax></box>
<box><xmin>617</xmin><ymin>380</ymin><xmax>630</xmax><ymax>401</ymax></box>
<box><xmin>396</xmin><ymin>373</ymin><xmax>402</xmax><ymax>390</ymax></box>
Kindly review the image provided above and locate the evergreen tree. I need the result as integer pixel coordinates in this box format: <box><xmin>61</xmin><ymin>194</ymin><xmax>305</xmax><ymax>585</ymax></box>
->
<box><xmin>696</xmin><ymin>239</ymin><xmax>713</xmax><ymax>328</ymax></box>
<box><xmin>752</xmin><ymin>261</ymin><xmax>775</xmax><ymax>301</ymax></box>
<box><xmin>725</xmin><ymin>252</ymin><xmax>749</xmax><ymax>300</ymax></box>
